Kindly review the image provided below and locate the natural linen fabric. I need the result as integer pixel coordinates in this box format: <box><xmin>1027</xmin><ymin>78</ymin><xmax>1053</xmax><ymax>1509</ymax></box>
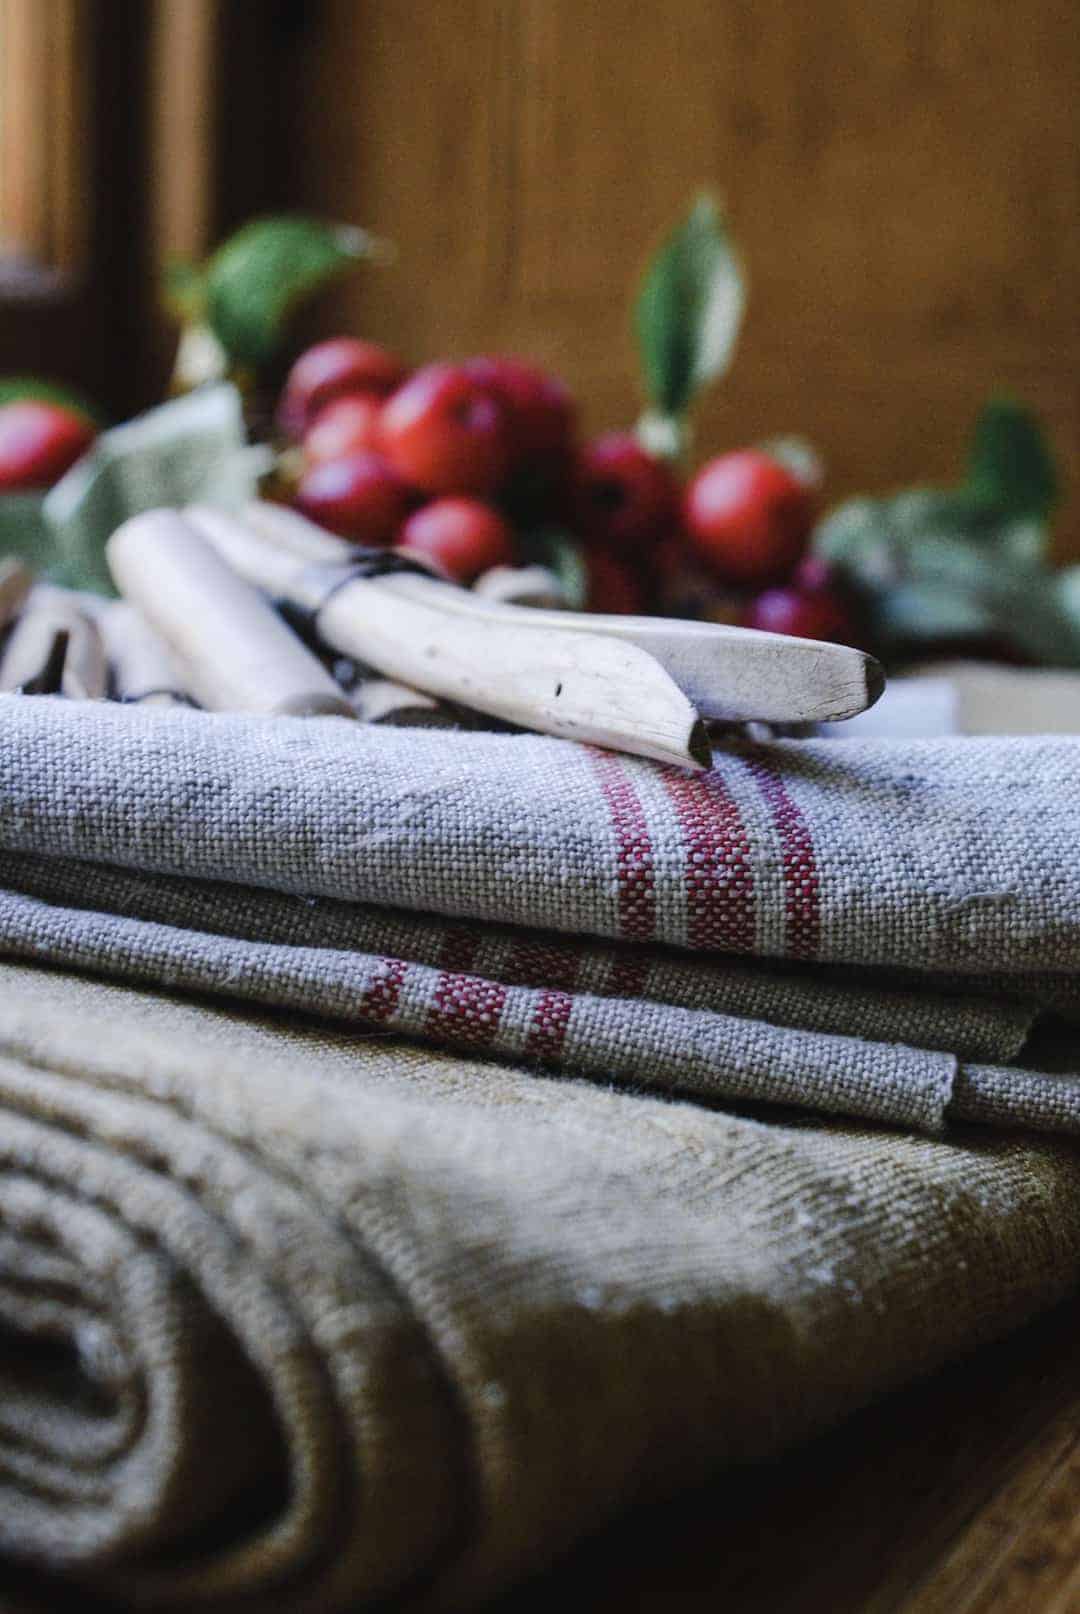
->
<box><xmin>4</xmin><ymin>960</ymin><xmax>1080</xmax><ymax>1611</ymax></box>
<box><xmin>5</xmin><ymin>696</ymin><xmax>1080</xmax><ymax>1608</ymax></box>
<box><xmin>1</xmin><ymin>696</ymin><xmax>1080</xmax><ymax>1135</ymax></box>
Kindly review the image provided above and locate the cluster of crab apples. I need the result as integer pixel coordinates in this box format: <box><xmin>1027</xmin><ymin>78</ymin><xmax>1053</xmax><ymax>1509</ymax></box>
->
<box><xmin>278</xmin><ymin>336</ymin><xmax>861</xmax><ymax>643</ymax></box>
<box><xmin>0</xmin><ymin>339</ymin><xmax>859</xmax><ymax>647</ymax></box>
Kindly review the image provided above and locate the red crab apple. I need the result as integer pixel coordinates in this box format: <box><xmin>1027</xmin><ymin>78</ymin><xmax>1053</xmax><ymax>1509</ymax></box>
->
<box><xmin>278</xmin><ymin>337</ymin><xmax>406</xmax><ymax>440</ymax></box>
<box><xmin>398</xmin><ymin>496</ymin><xmax>514</xmax><ymax>584</ymax></box>
<box><xmin>376</xmin><ymin>363</ymin><xmax>510</xmax><ymax>497</ymax></box>
<box><xmin>294</xmin><ymin>451</ymin><xmax>410</xmax><ymax>545</ymax></box>
<box><xmin>684</xmin><ymin>448</ymin><xmax>815</xmax><ymax>586</ymax></box>
<box><xmin>302</xmin><ymin>392</ymin><xmax>381</xmax><ymax>464</ymax></box>
<box><xmin>463</xmin><ymin>355</ymin><xmax>575</xmax><ymax>471</ymax></box>
<box><xmin>741</xmin><ymin>557</ymin><xmax>861</xmax><ymax>646</ymax></box>
<box><xmin>575</xmin><ymin>433</ymin><xmax>680</xmax><ymax>555</ymax></box>
<box><xmin>585</xmin><ymin>546</ymin><xmax>647</xmax><ymax>615</ymax></box>
<box><xmin>0</xmin><ymin>400</ymin><xmax>96</xmax><ymax>492</ymax></box>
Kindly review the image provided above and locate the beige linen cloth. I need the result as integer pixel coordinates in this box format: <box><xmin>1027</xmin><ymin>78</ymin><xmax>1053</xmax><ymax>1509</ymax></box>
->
<box><xmin>4</xmin><ymin>694</ymin><xmax>1080</xmax><ymax>1607</ymax></box>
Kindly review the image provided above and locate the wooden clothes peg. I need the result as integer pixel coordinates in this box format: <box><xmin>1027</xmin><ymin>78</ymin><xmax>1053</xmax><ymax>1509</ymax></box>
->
<box><xmin>0</xmin><ymin>590</ymin><xmax>107</xmax><ymax>699</ymax></box>
<box><xmin>186</xmin><ymin>504</ymin><xmax>714</xmax><ymax>768</ymax></box>
<box><xmin>100</xmin><ymin>600</ymin><xmax>193</xmax><ymax>707</ymax></box>
<box><xmin>230</xmin><ymin>500</ymin><xmax>882</xmax><ymax>727</ymax></box>
<box><xmin>187</xmin><ymin>502</ymin><xmax>884</xmax><ymax>770</ymax></box>
<box><xmin>106</xmin><ymin>510</ymin><xmax>355</xmax><ymax>720</ymax></box>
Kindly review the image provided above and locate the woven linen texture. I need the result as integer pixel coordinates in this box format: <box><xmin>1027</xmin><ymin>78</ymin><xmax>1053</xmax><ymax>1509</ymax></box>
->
<box><xmin>1</xmin><ymin>696</ymin><xmax>1079</xmax><ymax>1134</ymax></box>
<box><xmin>4</xmin><ymin>697</ymin><xmax>1080</xmax><ymax>1606</ymax></box>
<box><xmin>3</xmin><ymin>961</ymin><xmax>1080</xmax><ymax>1611</ymax></box>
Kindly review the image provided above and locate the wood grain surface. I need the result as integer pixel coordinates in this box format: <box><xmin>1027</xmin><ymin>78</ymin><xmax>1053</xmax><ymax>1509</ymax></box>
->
<box><xmin>281</xmin><ymin>0</ymin><xmax>1080</xmax><ymax>557</ymax></box>
<box><xmin>495</xmin><ymin>1290</ymin><xmax>1080</xmax><ymax>1613</ymax></box>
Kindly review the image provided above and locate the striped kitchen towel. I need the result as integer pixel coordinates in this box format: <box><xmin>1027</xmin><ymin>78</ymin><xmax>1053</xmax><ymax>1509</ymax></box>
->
<box><xmin>2</xmin><ymin>694</ymin><xmax>1080</xmax><ymax>1136</ymax></box>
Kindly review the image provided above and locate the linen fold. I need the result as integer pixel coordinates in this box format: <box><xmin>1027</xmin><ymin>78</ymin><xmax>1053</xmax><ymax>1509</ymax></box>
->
<box><xmin>1</xmin><ymin>696</ymin><xmax>1079</xmax><ymax>1135</ymax></box>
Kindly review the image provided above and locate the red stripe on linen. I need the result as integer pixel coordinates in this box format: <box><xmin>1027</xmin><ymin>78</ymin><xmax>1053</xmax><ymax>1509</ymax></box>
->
<box><xmin>358</xmin><ymin>956</ymin><xmax>409</xmax><ymax>1023</ymax></box>
<box><xmin>606</xmin><ymin>950</ymin><xmax>651</xmax><ymax>1000</ymax></box>
<box><xmin>501</xmin><ymin>935</ymin><xmax>582</xmax><ymax>992</ymax></box>
<box><xmin>744</xmin><ymin>760</ymin><xmax>821</xmax><ymax>960</ymax></box>
<box><xmin>525</xmin><ymin>988</ymin><xmax>574</xmax><ymax>1060</ymax></box>
<box><xmin>503</xmin><ymin>934</ymin><xmax>579</xmax><ymax>1061</ymax></box>
<box><xmin>423</xmin><ymin>924</ymin><xmax>507</xmax><ymax>1048</ymax></box>
<box><xmin>588</xmin><ymin>750</ymin><xmax>656</xmax><ymax>942</ymax></box>
<box><xmin>661</xmin><ymin>770</ymin><xmax>755</xmax><ymax>953</ymax></box>
<box><xmin>427</xmin><ymin>970</ymin><xmax>509</xmax><ymax>1049</ymax></box>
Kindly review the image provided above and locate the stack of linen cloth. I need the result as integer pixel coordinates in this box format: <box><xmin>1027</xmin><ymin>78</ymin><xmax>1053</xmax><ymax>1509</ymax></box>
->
<box><xmin>3</xmin><ymin>691</ymin><xmax>1080</xmax><ymax>1610</ymax></box>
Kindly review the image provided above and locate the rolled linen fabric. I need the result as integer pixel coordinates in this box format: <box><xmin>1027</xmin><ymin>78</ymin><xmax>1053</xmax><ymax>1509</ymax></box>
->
<box><xmin>3</xmin><ymin>962</ymin><xmax>1080</xmax><ymax>1610</ymax></box>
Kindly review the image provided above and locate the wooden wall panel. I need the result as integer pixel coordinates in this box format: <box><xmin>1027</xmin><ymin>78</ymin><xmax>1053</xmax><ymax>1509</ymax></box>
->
<box><xmin>286</xmin><ymin>0</ymin><xmax>1080</xmax><ymax>553</ymax></box>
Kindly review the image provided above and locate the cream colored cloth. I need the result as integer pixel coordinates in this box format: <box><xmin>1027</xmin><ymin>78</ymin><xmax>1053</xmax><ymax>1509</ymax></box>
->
<box><xmin>3</xmin><ymin>959</ymin><xmax>1080</xmax><ymax>1610</ymax></box>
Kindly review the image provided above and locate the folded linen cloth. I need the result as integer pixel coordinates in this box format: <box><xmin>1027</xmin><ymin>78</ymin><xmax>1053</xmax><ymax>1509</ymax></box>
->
<box><xmin>4</xmin><ymin>959</ymin><xmax>1080</xmax><ymax>1611</ymax></box>
<box><xmin>1</xmin><ymin>695</ymin><xmax>1080</xmax><ymax>1136</ymax></box>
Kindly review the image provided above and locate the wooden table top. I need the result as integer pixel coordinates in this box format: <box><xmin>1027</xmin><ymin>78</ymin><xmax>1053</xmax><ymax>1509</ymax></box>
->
<box><xmin>502</xmin><ymin>1291</ymin><xmax>1080</xmax><ymax>1613</ymax></box>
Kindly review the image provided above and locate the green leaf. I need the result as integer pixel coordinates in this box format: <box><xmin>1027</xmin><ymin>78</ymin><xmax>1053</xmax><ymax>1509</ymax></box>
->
<box><xmin>202</xmin><ymin>215</ymin><xmax>392</xmax><ymax>368</ymax></box>
<box><xmin>965</xmin><ymin>398</ymin><xmax>1057</xmax><ymax>521</ymax></box>
<box><xmin>42</xmin><ymin>384</ymin><xmax>253</xmax><ymax>595</ymax></box>
<box><xmin>634</xmin><ymin>193</ymin><xmax>745</xmax><ymax>422</ymax></box>
<box><xmin>162</xmin><ymin>256</ymin><xmax>207</xmax><ymax>323</ymax></box>
<box><xmin>1057</xmin><ymin>565</ymin><xmax>1080</xmax><ymax>625</ymax></box>
<box><xmin>977</xmin><ymin>568</ymin><xmax>1080</xmax><ymax>667</ymax></box>
<box><xmin>519</xmin><ymin>527</ymin><xmax>589</xmax><ymax>610</ymax></box>
<box><xmin>0</xmin><ymin>492</ymin><xmax>52</xmax><ymax>575</ymax></box>
<box><xmin>0</xmin><ymin>376</ymin><xmax>103</xmax><ymax>424</ymax></box>
<box><xmin>816</xmin><ymin>491</ymin><xmax>1078</xmax><ymax>666</ymax></box>
<box><xmin>984</xmin><ymin>516</ymin><xmax>1048</xmax><ymax>570</ymax></box>
<box><xmin>875</xmin><ymin>581</ymin><xmax>996</xmax><ymax>645</ymax></box>
<box><xmin>814</xmin><ymin>496</ymin><xmax>906</xmax><ymax>589</ymax></box>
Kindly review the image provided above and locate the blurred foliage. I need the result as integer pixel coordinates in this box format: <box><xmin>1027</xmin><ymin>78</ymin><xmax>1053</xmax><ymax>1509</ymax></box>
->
<box><xmin>815</xmin><ymin>400</ymin><xmax>1079</xmax><ymax>665</ymax></box>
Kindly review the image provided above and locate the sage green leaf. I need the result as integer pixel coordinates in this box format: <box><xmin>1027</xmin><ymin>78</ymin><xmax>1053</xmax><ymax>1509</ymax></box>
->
<box><xmin>204</xmin><ymin>215</ymin><xmax>390</xmax><ymax>368</ymax></box>
<box><xmin>43</xmin><ymin>384</ymin><xmax>253</xmax><ymax>594</ymax></box>
<box><xmin>634</xmin><ymin>194</ymin><xmax>745</xmax><ymax>422</ymax></box>
<box><xmin>883</xmin><ymin>487</ymin><xmax>985</xmax><ymax>537</ymax></box>
<box><xmin>1057</xmin><ymin>565</ymin><xmax>1080</xmax><ymax>625</ymax></box>
<box><xmin>977</xmin><ymin>569</ymin><xmax>1080</xmax><ymax>667</ymax></box>
<box><xmin>965</xmin><ymin>398</ymin><xmax>1057</xmax><ymax>521</ymax></box>
<box><xmin>814</xmin><ymin>399</ymin><xmax>1066</xmax><ymax>667</ymax></box>
<box><xmin>814</xmin><ymin>497</ymin><xmax>905</xmax><ymax>588</ymax></box>
<box><xmin>985</xmin><ymin>516</ymin><xmax>1047</xmax><ymax>570</ymax></box>
<box><xmin>0</xmin><ymin>376</ymin><xmax>102</xmax><ymax>424</ymax></box>
<box><xmin>875</xmin><ymin>581</ymin><xmax>996</xmax><ymax>646</ymax></box>
<box><xmin>0</xmin><ymin>492</ymin><xmax>52</xmax><ymax>575</ymax></box>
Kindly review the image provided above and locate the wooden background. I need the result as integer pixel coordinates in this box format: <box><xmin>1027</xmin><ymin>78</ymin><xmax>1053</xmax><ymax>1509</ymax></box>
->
<box><xmin>275</xmin><ymin>0</ymin><xmax>1080</xmax><ymax>555</ymax></box>
<box><xmin>4</xmin><ymin>0</ymin><xmax>1076</xmax><ymax>547</ymax></box>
